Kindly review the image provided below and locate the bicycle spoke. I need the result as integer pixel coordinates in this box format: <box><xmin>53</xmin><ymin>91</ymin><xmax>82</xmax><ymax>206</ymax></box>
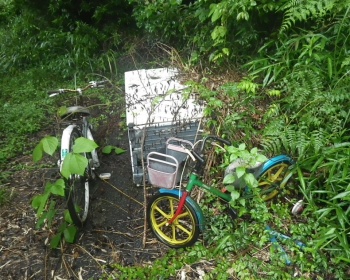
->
<box><xmin>273</xmin><ymin>165</ymin><xmax>286</xmax><ymax>178</ymax></box>
<box><xmin>258</xmin><ymin>162</ymin><xmax>292</xmax><ymax>201</ymax></box>
<box><xmin>169</xmin><ymin>197</ymin><xmax>175</xmax><ymax>216</ymax></box>
<box><xmin>154</xmin><ymin>219</ymin><xmax>168</xmax><ymax>228</ymax></box>
<box><xmin>154</xmin><ymin>205</ymin><xmax>171</xmax><ymax>219</ymax></box>
<box><xmin>147</xmin><ymin>193</ymin><xmax>200</xmax><ymax>248</ymax></box>
<box><xmin>175</xmin><ymin>223</ymin><xmax>192</xmax><ymax>236</ymax></box>
<box><xmin>177</xmin><ymin>211</ymin><xmax>189</xmax><ymax>219</ymax></box>
<box><xmin>171</xmin><ymin>224</ymin><xmax>177</xmax><ymax>241</ymax></box>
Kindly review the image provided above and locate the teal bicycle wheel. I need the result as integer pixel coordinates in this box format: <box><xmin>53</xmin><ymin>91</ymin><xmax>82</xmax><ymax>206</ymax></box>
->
<box><xmin>257</xmin><ymin>155</ymin><xmax>293</xmax><ymax>200</ymax></box>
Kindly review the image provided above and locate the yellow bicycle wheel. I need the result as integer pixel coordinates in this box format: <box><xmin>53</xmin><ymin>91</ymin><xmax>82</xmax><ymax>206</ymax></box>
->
<box><xmin>147</xmin><ymin>193</ymin><xmax>200</xmax><ymax>248</ymax></box>
<box><xmin>258</xmin><ymin>162</ymin><xmax>292</xmax><ymax>201</ymax></box>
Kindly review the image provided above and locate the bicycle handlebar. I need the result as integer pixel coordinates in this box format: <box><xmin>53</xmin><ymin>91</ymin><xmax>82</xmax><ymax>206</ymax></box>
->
<box><xmin>199</xmin><ymin>135</ymin><xmax>231</xmax><ymax>153</ymax></box>
<box><xmin>184</xmin><ymin>135</ymin><xmax>231</xmax><ymax>164</ymax></box>
<box><xmin>48</xmin><ymin>80</ymin><xmax>109</xmax><ymax>97</ymax></box>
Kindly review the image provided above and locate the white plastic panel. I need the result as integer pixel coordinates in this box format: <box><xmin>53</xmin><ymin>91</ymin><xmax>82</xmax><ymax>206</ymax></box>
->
<box><xmin>125</xmin><ymin>68</ymin><xmax>203</xmax><ymax>127</ymax></box>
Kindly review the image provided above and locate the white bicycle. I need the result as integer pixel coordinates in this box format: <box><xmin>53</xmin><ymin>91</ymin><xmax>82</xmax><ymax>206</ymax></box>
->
<box><xmin>48</xmin><ymin>80</ymin><xmax>109</xmax><ymax>226</ymax></box>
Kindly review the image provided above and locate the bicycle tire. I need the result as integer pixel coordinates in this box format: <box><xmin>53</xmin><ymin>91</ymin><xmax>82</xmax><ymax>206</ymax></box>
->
<box><xmin>147</xmin><ymin>192</ymin><xmax>200</xmax><ymax>248</ymax></box>
<box><xmin>257</xmin><ymin>157</ymin><xmax>293</xmax><ymax>201</ymax></box>
<box><xmin>65</xmin><ymin>127</ymin><xmax>90</xmax><ymax>227</ymax></box>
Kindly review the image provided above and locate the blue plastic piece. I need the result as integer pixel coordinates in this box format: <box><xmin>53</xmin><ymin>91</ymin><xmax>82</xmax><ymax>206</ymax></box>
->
<box><xmin>266</xmin><ymin>226</ymin><xmax>306</xmax><ymax>266</ymax></box>
<box><xmin>159</xmin><ymin>188</ymin><xmax>205</xmax><ymax>231</ymax></box>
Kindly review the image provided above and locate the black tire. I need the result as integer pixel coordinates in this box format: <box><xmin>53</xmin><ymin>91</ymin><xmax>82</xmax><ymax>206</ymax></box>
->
<box><xmin>65</xmin><ymin>128</ymin><xmax>90</xmax><ymax>227</ymax></box>
<box><xmin>147</xmin><ymin>192</ymin><xmax>200</xmax><ymax>248</ymax></box>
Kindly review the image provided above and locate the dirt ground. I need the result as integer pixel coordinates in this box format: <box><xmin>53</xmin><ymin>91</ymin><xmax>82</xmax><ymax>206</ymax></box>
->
<box><xmin>0</xmin><ymin>114</ymin><xmax>170</xmax><ymax>279</ymax></box>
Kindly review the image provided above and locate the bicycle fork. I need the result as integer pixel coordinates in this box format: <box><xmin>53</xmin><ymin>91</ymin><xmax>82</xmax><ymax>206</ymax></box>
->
<box><xmin>166</xmin><ymin>191</ymin><xmax>189</xmax><ymax>225</ymax></box>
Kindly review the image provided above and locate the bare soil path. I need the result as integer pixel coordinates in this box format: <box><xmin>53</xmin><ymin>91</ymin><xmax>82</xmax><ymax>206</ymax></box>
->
<box><xmin>0</xmin><ymin>116</ymin><xmax>167</xmax><ymax>279</ymax></box>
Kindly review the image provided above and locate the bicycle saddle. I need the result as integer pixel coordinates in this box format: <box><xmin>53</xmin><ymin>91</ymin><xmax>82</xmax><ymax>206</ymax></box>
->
<box><xmin>58</xmin><ymin>106</ymin><xmax>91</xmax><ymax>118</ymax></box>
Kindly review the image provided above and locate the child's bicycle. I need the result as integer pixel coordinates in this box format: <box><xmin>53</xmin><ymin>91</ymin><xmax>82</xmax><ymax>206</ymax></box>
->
<box><xmin>48</xmin><ymin>80</ymin><xmax>110</xmax><ymax>226</ymax></box>
<box><xmin>146</xmin><ymin>135</ymin><xmax>293</xmax><ymax>248</ymax></box>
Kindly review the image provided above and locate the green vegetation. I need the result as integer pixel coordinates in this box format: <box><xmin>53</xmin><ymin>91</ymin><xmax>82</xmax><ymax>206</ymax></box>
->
<box><xmin>32</xmin><ymin>136</ymin><xmax>97</xmax><ymax>247</ymax></box>
<box><xmin>1</xmin><ymin>0</ymin><xmax>350</xmax><ymax>278</ymax></box>
<box><xmin>0</xmin><ymin>187</ymin><xmax>11</xmax><ymax>206</ymax></box>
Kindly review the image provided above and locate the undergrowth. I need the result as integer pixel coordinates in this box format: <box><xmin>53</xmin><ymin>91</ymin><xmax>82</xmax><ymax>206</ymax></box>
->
<box><xmin>1</xmin><ymin>0</ymin><xmax>350</xmax><ymax>278</ymax></box>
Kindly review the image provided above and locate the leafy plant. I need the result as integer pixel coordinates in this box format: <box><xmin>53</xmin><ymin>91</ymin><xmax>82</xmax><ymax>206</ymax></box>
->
<box><xmin>0</xmin><ymin>188</ymin><xmax>11</xmax><ymax>206</ymax></box>
<box><xmin>294</xmin><ymin>144</ymin><xmax>350</xmax><ymax>264</ymax></box>
<box><xmin>31</xmin><ymin>135</ymin><xmax>96</xmax><ymax>248</ymax></box>
<box><xmin>102</xmin><ymin>145</ymin><xmax>126</xmax><ymax>155</ymax></box>
<box><xmin>188</xmin><ymin>79</ymin><xmax>264</xmax><ymax>145</ymax></box>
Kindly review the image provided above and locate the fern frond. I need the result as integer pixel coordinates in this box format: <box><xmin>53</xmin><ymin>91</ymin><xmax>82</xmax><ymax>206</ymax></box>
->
<box><xmin>311</xmin><ymin>128</ymin><xmax>328</xmax><ymax>153</ymax></box>
<box><xmin>280</xmin><ymin>0</ymin><xmax>335</xmax><ymax>32</ymax></box>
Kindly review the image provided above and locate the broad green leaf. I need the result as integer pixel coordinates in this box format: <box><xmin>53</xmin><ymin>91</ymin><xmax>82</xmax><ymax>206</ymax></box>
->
<box><xmin>209</xmin><ymin>4</ymin><xmax>221</xmax><ymax>22</ymax></box>
<box><xmin>42</xmin><ymin>136</ymin><xmax>58</xmax><ymax>156</ymax></box>
<box><xmin>238</xmin><ymin>198</ymin><xmax>246</xmax><ymax>207</ymax></box>
<box><xmin>223</xmin><ymin>174</ymin><xmax>236</xmax><ymax>184</ymax></box>
<box><xmin>64</xmin><ymin>209</ymin><xmax>73</xmax><ymax>224</ymax></box>
<box><xmin>230</xmin><ymin>190</ymin><xmax>240</xmax><ymax>201</ymax></box>
<box><xmin>73</xmin><ymin>137</ymin><xmax>98</xmax><ymax>153</ymax></box>
<box><xmin>257</xmin><ymin>154</ymin><xmax>268</xmax><ymax>163</ymax></box>
<box><xmin>50</xmin><ymin>179</ymin><xmax>65</xmax><ymax>196</ymax></box>
<box><xmin>31</xmin><ymin>192</ymin><xmax>50</xmax><ymax>216</ymax></box>
<box><xmin>229</xmin><ymin>154</ymin><xmax>238</xmax><ymax>162</ymax></box>
<box><xmin>61</xmin><ymin>153</ymin><xmax>88</xmax><ymax>178</ymax></box>
<box><xmin>238</xmin><ymin>143</ymin><xmax>246</xmax><ymax>150</ymax></box>
<box><xmin>50</xmin><ymin>233</ymin><xmax>62</xmax><ymax>249</ymax></box>
<box><xmin>226</xmin><ymin>146</ymin><xmax>236</xmax><ymax>153</ymax></box>
<box><xmin>236</xmin><ymin>167</ymin><xmax>246</xmax><ymax>178</ymax></box>
<box><xmin>33</xmin><ymin>142</ymin><xmax>43</xmax><ymax>163</ymax></box>
<box><xmin>36</xmin><ymin>214</ymin><xmax>46</xmax><ymax>229</ymax></box>
<box><xmin>114</xmin><ymin>147</ymin><xmax>126</xmax><ymax>155</ymax></box>
<box><xmin>102</xmin><ymin>145</ymin><xmax>113</xmax><ymax>154</ymax></box>
<box><xmin>46</xmin><ymin>200</ymin><xmax>57</xmax><ymax>226</ymax></box>
<box><xmin>57</xmin><ymin>106</ymin><xmax>68</xmax><ymax>117</ymax></box>
<box><xmin>244</xmin><ymin>173</ymin><xmax>257</xmax><ymax>188</ymax></box>
<box><xmin>211</xmin><ymin>26</ymin><xmax>227</xmax><ymax>40</ymax></box>
<box><xmin>225</xmin><ymin>185</ymin><xmax>235</xmax><ymax>192</ymax></box>
<box><xmin>240</xmin><ymin>150</ymin><xmax>250</xmax><ymax>159</ymax></box>
<box><xmin>64</xmin><ymin>225</ymin><xmax>77</xmax><ymax>243</ymax></box>
<box><xmin>31</xmin><ymin>194</ymin><xmax>43</xmax><ymax>210</ymax></box>
<box><xmin>44</xmin><ymin>181</ymin><xmax>54</xmax><ymax>192</ymax></box>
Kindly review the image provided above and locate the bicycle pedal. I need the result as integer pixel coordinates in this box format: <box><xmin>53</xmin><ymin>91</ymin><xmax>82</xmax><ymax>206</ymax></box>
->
<box><xmin>99</xmin><ymin>173</ymin><xmax>111</xmax><ymax>180</ymax></box>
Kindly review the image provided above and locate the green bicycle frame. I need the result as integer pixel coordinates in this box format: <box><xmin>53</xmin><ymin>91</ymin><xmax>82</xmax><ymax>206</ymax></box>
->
<box><xmin>166</xmin><ymin>172</ymin><xmax>231</xmax><ymax>225</ymax></box>
<box><xmin>185</xmin><ymin>173</ymin><xmax>232</xmax><ymax>202</ymax></box>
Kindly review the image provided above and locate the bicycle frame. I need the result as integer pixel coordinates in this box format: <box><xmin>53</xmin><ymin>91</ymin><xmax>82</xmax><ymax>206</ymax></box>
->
<box><xmin>186</xmin><ymin>173</ymin><xmax>231</xmax><ymax>202</ymax></box>
<box><xmin>164</xmin><ymin>154</ymin><xmax>293</xmax><ymax>226</ymax></box>
<box><xmin>48</xmin><ymin>80</ymin><xmax>108</xmax><ymax>226</ymax></box>
<box><xmin>147</xmin><ymin>135</ymin><xmax>295</xmax><ymax>248</ymax></box>
<box><xmin>166</xmin><ymin>172</ymin><xmax>231</xmax><ymax>226</ymax></box>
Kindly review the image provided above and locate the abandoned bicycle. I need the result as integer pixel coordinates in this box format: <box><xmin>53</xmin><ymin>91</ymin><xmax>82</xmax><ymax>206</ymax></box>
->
<box><xmin>146</xmin><ymin>135</ymin><xmax>293</xmax><ymax>248</ymax></box>
<box><xmin>48</xmin><ymin>80</ymin><xmax>109</xmax><ymax>226</ymax></box>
